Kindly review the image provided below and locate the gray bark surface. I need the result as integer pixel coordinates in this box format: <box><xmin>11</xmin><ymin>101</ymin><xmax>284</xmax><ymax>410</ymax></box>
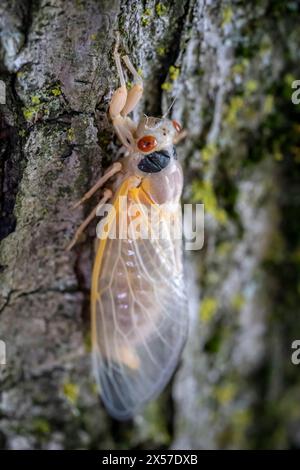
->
<box><xmin>0</xmin><ymin>0</ymin><xmax>300</xmax><ymax>449</ymax></box>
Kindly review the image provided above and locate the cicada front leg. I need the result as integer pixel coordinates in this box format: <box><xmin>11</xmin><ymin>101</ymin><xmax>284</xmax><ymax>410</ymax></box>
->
<box><xmin>121</xmin><ymin>54</ymin><xmax>143</xmax><ymax>117</ymax></box>
<box><xmin>109</xmin><ymin>33</ymin><xmax>144</xmax><ymax>149</ymax></box>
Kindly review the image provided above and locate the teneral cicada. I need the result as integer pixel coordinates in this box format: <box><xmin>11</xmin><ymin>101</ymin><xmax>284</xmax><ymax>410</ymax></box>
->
<box><xmin>68</xmin><ymin>36</ymin><xmax>188</xmax><ymax>420</ymax></box>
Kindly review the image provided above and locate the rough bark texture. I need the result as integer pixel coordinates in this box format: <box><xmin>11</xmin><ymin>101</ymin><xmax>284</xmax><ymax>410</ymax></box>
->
<box><xmin>0</xmin><ymin>0</ymin><xmax>300</xmax><ymax>450</ymax></box>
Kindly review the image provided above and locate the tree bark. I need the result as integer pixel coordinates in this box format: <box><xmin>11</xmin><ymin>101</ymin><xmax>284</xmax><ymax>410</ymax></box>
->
<box><xmin>0</xmin><ymin>0</ymin><xmax>300</xmax><ymax>450</ymax></box>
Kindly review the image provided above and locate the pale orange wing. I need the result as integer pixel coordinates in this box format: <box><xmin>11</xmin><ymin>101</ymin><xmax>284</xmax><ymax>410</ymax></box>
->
<box><xmin>91</xmin><ymin>178</ymin><xmax>187</xmax><ymax>420</ymax></box>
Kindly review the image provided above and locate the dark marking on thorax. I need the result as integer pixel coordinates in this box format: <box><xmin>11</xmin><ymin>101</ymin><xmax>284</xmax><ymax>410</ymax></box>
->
<box><xmin>138</xmin><ymin>146</ymin><xmax>177</xmax><ymax>173</ymax></box>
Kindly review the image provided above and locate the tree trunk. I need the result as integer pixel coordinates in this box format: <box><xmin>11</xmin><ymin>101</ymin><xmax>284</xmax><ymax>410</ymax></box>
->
<box><xmin>0</xmin><ymin>0</ymin><xmax>300</xmax><ymax>450</ymax></box>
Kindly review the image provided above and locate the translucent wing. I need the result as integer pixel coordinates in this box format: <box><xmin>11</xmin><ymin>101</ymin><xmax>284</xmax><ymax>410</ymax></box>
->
<box><xmin>91</xmin><ymin>178</ymin><xmax>187</xmax><ymax>420</ymax></box>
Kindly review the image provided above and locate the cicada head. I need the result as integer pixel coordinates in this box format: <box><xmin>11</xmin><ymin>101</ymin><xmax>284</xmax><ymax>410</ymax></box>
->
<box><xmin>135</xmin><ymin>116</ymin><xmax>182</xmax><ymax>154</ymax></box>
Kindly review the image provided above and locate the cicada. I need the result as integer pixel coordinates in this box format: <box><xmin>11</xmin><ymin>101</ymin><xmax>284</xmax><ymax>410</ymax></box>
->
<box><xmin>68</xmin><ymin>37</ymin><xmax>188</xmax><ymax>420</ymax></box>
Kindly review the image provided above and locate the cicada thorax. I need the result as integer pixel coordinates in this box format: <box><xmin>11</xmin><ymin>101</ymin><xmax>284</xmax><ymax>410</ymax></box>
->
<box><xmin>112</xmin><ymin>144</ymin><xmax>183</xmax><ymax>206</ymax></box>
<box><xmin>137</xmin><ymin>146</ymin><xmax>177</xmax><ymax>173</ymax></box>
<box><xmin>137</xmin><ymin>157</ymin><xmax>183</xmax><ymax>206</ymax></box>
<box><xmin>119</xmin><ymin>145</ymin><xmax>182</xmax><ymax>206</ymax></box>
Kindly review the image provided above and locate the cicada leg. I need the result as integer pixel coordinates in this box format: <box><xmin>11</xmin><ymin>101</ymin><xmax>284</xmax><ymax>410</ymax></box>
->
<box><xmin>109</xmin><ymin>34</ymin><xmax>128</xmax><ymax>120</ymax></box>
<box><xmin>66</xmin><ymin>188</ymin><xmax>112</xmax><ymax>251</ymax></box>
<box><xmin>121</xmin><ymin>54</ymin><xmax>143</xmax><ymax>117</ymax></box>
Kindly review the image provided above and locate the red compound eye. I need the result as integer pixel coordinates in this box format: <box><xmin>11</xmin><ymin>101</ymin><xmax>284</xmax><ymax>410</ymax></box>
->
<box><xmin>137</xmin><ymin>135</ymin><xmax>157</xmax><ymax>152</ymax></box>
<box><xmin>172</xmin><ymin>120</ymin><xmax>182</xmax><ymax>133</ymax></box>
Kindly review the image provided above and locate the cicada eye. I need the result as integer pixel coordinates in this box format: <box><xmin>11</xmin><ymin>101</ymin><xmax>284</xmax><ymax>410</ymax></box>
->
<box><xmin>137</xmin><ymin>135</ymin><xmax>157</xmax><ymax>152</ymax></box>
<box><xmin>172</xmin><ymin>120</ymin><xmax>182</xmax><ymax>133</ymax></box>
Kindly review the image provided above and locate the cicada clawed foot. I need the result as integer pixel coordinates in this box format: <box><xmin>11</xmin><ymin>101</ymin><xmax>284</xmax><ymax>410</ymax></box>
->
<box><xmin>66</xmin><ymin>188</ymin><xmax>113</xmax><ymax>251</ymax></box>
